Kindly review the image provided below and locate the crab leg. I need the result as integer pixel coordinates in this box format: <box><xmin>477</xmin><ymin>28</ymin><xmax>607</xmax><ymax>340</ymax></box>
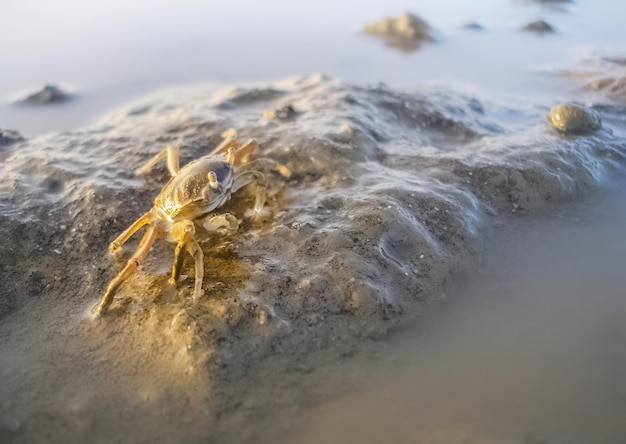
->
<box><xmin>236</xmin><ymin>170</ymin><xmax>267</xmax><ymax>213</ymax></box>
<box><xmin>169</xmin><ymin>220</ymin><xmax>205</xmax><ymax>301</ymax></box>
<box><xmin>209</xmin><ymin>133</ymin><xmax>261</xmax><ymax>166</ymax></box>
<box><xmin>135</xmin><ymin>145</ymin><xmax>180</xmax><ymax>177</ymax></box>
<box><xmin>170</xmin><ymin>241</ymin><xmax>186</xmax><ymax>285</ymax></box>
<box><xmin>95</xmin><ymin>224</ymin><xmax>160</xmax><ymax>316</ymax></box>
<box><xmin>208</xmin><ymin>128</ymin><xmax>238</xmax><ymax>156</ymax></box>
<box><xmin>229</xmin><ymin>139</ymin><xmax>258</xmax><ymax>166</ymax></box>
<box><xmin>108</xmin><ymin>209</ymin><xmax>155</xmax><ymax>253</ymax></box>
<box><xmin>168</xmin><ymin>213</ymin><xmax>238</xmax><ymax>285</ymax></box>
<box><xmin>186</xmin><ymin>237</ymin><xmax>204</xmax><ymax>302</ymax></box>
<box><xmin>169</xmin><ymin>220</ymin><xmax>193</xmax><ymax>285</ymax></box>
<box><xmin>233</xmin><ymin>158</ymin><xmax>291</xmax><ymax>213</ymax></box>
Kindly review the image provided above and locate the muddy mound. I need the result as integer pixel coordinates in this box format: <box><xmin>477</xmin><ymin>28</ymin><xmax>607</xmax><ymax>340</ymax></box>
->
<box><xmin>0</xmin><ymin>76</ymin><xmax>624</xmax><ymax>443</ymax></box>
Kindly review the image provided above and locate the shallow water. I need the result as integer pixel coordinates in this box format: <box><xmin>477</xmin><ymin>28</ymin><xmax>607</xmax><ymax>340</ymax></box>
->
<box><xmin>1</xmin><ymin>1</ymin><xmax>626</xmax><ymax>443</ymax></box>
<box><xmin>280</xmin><ymin>183</ymin><xmax>626</xmax><ymax>444</ymax></box>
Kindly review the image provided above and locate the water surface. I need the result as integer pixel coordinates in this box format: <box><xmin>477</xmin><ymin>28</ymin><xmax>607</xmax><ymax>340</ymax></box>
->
<box><xmin>284</xmin><ymin>182</ymin><xmax>626</xmax><ymax>444</ymax></box>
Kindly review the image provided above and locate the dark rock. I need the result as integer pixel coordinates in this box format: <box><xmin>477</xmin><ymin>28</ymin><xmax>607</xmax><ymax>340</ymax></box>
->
<box><xmin>22</xmin><ymin>84</ymin><xmax>71</xmax><ymax>104</ymax></box>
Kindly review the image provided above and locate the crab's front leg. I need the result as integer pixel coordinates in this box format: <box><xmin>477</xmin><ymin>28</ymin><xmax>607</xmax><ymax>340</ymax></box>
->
<box><xmin>233</xmin><ymin>158</ymin><xmax>291</xmax><ymax>216</ymax></box>
<box><xmin>108</xmin><ymin>209</ymin><xmax>156</xmax><ymax>253</ymax></box>
<box><xmin>169</xmin><ymin>220</ymin><xmax>204</xmax><ymax>302</ymax></box>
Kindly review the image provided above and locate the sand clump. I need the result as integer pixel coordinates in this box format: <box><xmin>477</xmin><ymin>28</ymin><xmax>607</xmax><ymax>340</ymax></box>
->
<box><xmin>364</xmin><ymin>12</ymin><xmax>435</xmax><ymax>52</ymax></box>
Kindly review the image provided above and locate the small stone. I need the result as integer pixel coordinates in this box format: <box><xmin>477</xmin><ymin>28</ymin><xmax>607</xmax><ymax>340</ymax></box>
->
<box><xmin>522</xmin><ymin>20</ymin><xmax>555</xmax><ymax>34</ymax></box>
<box><xmin>548</xmin><ymin>103</ymin><xmax>602</xmax><ymax>135</ymax></box>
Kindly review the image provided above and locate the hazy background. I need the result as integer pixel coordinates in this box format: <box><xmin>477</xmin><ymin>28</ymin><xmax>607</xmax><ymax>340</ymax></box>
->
<box><xmin>3</xmin><ymin>0</ymin><xmax>626</xmax><ymax>134</ymax></box>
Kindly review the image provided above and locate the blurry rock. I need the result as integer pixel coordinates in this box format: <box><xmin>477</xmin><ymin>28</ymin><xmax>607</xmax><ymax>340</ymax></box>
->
<box><xmin>0</xmin><ymin>129</ymin><xmax>24</xmax><ymax>146</ymax></box>
<box><xmin>364</xmin><ymin>12</ymin><xmax>435</xmax><ymax>52</ymax></box>
<box><xmin>601</xmin><ymin>56</ymin><xmax>626</xmax><ymax>66</ymax></box>
<box><xmin>522</xmin><ymin>20</ymin><xmax>555</xmax><ymax>34</ymax></box>
<box><xmin>564</xmin><ymin>56</ymin><xmax>626</xmax><ymax>103</ymax></box>
<box><xmin>263</xmin><ymin>104</ymin><xmax>297</xmax><ymax>120</ymax></box>
<box><xmin>463</xmin><ymin>22</ymin><xmax>485</xmax><ymax>31</ymax></box>
<box><xmin>548</xmin><ymin>104</ymin><xmax>601</xmax><ymax>134</ymax></box>
<box><xmin>22</xmin><ymin>84</ymin><xmax>71</xmax><ymax>104</ymax></box>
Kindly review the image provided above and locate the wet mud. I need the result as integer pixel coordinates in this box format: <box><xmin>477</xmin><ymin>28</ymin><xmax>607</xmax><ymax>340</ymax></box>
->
<box><xmin>0</xmin><ymin>75</ymin><xmax>625</xmax><ymax>443</ymax></box>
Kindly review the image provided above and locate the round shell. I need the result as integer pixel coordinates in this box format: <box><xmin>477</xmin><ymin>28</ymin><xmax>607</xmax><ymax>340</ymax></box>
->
<box><xmin>548</xmin><ymin>104</ymin><xmax>601</xmax><ymax>135</ymax></box>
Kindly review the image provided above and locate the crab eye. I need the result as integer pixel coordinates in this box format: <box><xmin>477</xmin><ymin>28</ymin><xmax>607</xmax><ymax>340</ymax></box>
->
<box><xmin>208</xmin><ymin>171</ymin><xmax>219</xmax><ymax>190</ymax></box>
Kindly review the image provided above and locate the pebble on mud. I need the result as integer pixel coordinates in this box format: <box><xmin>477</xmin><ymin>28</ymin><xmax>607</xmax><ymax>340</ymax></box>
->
<box><xmin>522</xmin><ymin>20</ymin><xmax>555</xmax><ymax>34</ymax></box>
<box><xmin>364</xmin><ymin>12</ymin><xmax>435</xmax><ymax>52</ymax></box>
<box><xmin>262</xmin><ymin>104</ymin><xmax>297</xmax><ymax>120</ymax></box>
<box><xmin>548</xmin><ymin>104</ymin><xmax>602</xmax><ymax>135</ymax></box>
<box><xmin>21</xmin><ymin>84</ymin><xmax>71</xmax><ymax>104</ymax></box>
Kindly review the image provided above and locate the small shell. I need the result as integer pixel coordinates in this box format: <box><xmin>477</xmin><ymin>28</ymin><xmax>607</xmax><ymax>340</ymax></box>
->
<box><xmin>548</xmin><ymin>104</ymin><xmax>602</xmax><ymax>135</ymax></box>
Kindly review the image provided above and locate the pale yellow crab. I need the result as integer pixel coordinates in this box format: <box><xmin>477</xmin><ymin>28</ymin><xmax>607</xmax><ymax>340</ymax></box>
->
<box><xmin>93</xmin><ymin>129</ymin><xmax>290</xmax><ymax>316</ymax></box>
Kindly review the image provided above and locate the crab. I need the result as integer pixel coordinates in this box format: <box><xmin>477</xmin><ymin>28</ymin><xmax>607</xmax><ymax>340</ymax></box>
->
<box><xmin>93</xmin><ymin>129</ymin><xmax>290</xmax><ymax>316</ymax></box>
